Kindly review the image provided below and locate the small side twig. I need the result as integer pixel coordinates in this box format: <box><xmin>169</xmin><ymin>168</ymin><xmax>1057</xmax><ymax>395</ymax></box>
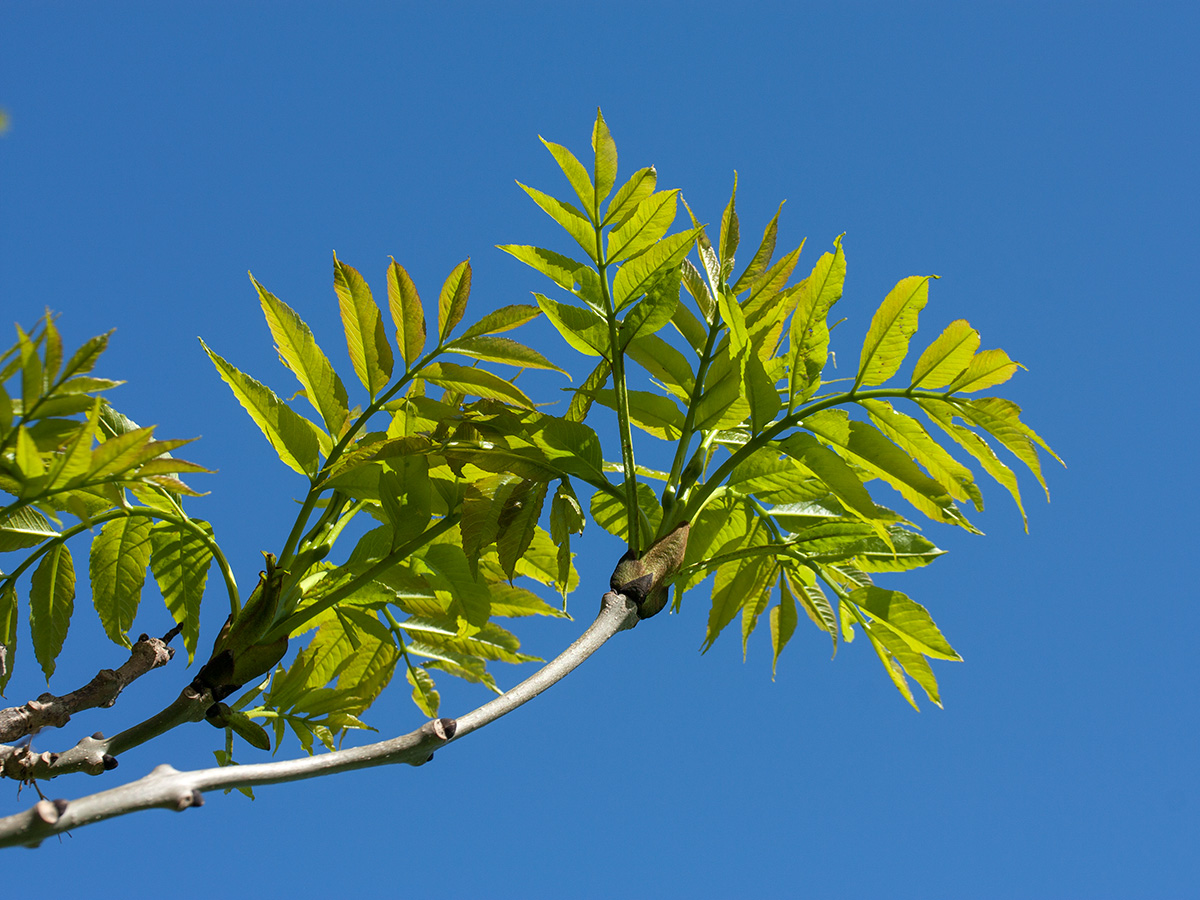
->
<box><xmin>0</xmin><ymin>630</ymin><xmax>178</xmax><ymax>745</ymax></box>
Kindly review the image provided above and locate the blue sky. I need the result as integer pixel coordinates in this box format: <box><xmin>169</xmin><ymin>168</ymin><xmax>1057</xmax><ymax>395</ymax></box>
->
<box><xmin>2</xmin><ymin>3</ymin><xmax>1197</xmax><ymax>896</ymax></box>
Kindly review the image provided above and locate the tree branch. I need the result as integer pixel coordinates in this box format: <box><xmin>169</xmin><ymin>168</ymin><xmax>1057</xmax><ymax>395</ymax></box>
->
<box><xmin>0</xmin><ymin>590</ymin><xmax>640</xmax><ymax>849</ymax></box>
<box><xmin>0</xmin><ymin>631</ymin><xmax>177</xmax><ymax>745</ymax></box>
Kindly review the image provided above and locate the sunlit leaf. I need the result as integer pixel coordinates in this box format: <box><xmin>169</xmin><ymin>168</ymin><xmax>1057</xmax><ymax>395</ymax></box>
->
<box><xmin>0</xmin><ymin>506</ymin><xmax>58</xmax><ymax>552</ymax></box>
<box><xmin>422</xmin><ymin>361</ymin><xmax>534</xmax><ymax>409</ymax></box>
<box><xmin>857</xmin><ymin>275</ymin><xmax>934</xmax><ymax>388</ymax></box>
<box><xmin>592</xmin><ymin>108</ymin><xmax>618</xmax><ymax>209</ymax></box>
<box><xmin>438</xmin><ymin>260</ymin><xmax>472</xmax><ymax>342</ymax></box>
<box><xmin>910</xmin><ymin>319</ymin><xmax>979</xmax><ymax>389</ymax></box>
<box><xmin>607</xmin><ymin>190</ymin><xmax>679</xmax><ymax>263</ymax></box>
<box><xmin>458</xmin><ymin>304</ymin><xmax>542</xmax><ymax>340</ymax></box>
<box><xmin>333</xmin><ymin>253</ymin><xmax>394</xmax><ymax>398</ymax></box>
<box><xmin>535</xmin><ymin>293</ymin><xmax>610</xmax><ymax>358</ymax></box>
<box><xmin>200</xmin><ymin>339</ymin><xmax>321</xmax><ymax>476</ymax></box>
<box><xmin>611</xmin><ymin>229</ymin><xmax>699</xmax><ymax>310</ymax></box>
<box><xmin>945</xmin><ymin>348</ymin><xmax>1022</xmax><ymax>393</ymax></box>
<box><xmin>29</xmin><ymin>543</ymin><xmax>75</xmax><ymax>679</ymax></box>
<box><xmin>90</xmin><ymin>515</ymin><xmax>152</xmax><ymax>649</ymax></box>
<box><xmin>539</xmin><ymin>136</ymin><xmax>594</xmax><ymax>218</ymax></box>
<box><xmin>254</xmin><ymin>275</ymin><xmax>349</xmax><ymax>435</ymax></box>
<box><xmin>603</xmin><ymin>166</ymin><xmax>656</xmax><ymax>228</ymax></box>
<box><xmin>445</xmin><ymin>334</ymin><xmax>567</xmax><ymax>376</ymax></box>
<box><xmin>0</xmin><ymin>585</ymin><xmax>17</xmax><ymax>693</ymax></box>
<box><xmin>852</xmin><ymin>586</ymin><xmax>960</xmax><ymax>660</ymax></box>
<box><xmin>732</xmin><ymin>202</ymin><xmax>784</xmax><ymax>294</ymax></box>
<box><xmin>770</xmin><ymin>580</ymin><xmax>798</xmax><ymax>678</ymax></box>
<box><xmin>386</xmin><ymin>259</ymin><xmax>427</xmax><ymax>367</ymax></box>
<box><xmin>788</xmin><ymin>237</ymin><xmax>846</xmax><ymax>402</ymax></box>
<box><xmin>149</xmin><ymin>519</ymin><xmax>214</xmax><ymax>662</ymax></box>
<box><xmin>407</xmin><ymin>664</ymin><xmax>440</xmax><ymax>717</ymax></box>
<box><xmin>517</xmin><ymin>182</ymin><xmax>598</xmax><ymax>260</ymax></box>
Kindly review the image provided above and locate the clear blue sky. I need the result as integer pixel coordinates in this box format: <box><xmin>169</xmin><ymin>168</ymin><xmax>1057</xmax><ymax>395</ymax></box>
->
<box><xmin>2</xmin><ymin>3</ymin><xmax>1197</xmax><ymax>896</ymax></box>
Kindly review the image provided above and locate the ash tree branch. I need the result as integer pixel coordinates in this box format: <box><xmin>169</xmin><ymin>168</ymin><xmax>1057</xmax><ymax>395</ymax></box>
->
<box><xmin>0</xmin><ymin>630</ymin><xmax>179</xmax><ymax>745</ymax></box>
<box><xmin>0</xmin><ymin>590</ymin><xmax>640</xmax><ymax>849</ymax></box>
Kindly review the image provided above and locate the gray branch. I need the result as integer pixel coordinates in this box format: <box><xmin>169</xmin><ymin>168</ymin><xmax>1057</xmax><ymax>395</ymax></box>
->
<box><xmin>0</xmin><ymin>590</ymin><xmax>639</xmax><ymax>849</ymax></box>
<box><xmin>0</xmin><ymin>632</ymin><xmax>176</xmax><ymax>744</ymax></box>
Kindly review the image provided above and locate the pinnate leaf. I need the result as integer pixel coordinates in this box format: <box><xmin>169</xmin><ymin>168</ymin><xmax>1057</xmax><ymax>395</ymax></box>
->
<box><xmin>29</xmin><ymin>543</ymin><xmax>75</xmax><ymax>679</ymax></box>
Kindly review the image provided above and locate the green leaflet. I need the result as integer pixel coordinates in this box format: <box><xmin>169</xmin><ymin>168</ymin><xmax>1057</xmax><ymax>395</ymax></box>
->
<box><xmin>590</xmin><ymin>480</ymin><xmax>662</xmax><ymax>542</ymax></box>
<box><xmin>803</xmin><ymin>409</ymin><xmax>964</xmax><ymax>528</ymax></box>
<box><xmin>90</xmin><ymin>515</ymin><xmax>153</xmax><ymax>649</ymax></box>
<box><xmin>497</xmin><ymin>480</ymin><xmax>549</xmax><ymax>581</ymax></box>
<box><xmin>200</xmin><ymin>339</ymin><xmax>321</xmax><ymax>476</ymax></box>
<box><xmin>149</xmin><ymin>519</ymin><xmax>214</xmax><ymax>662</ymax></box>
<box><xmin>852</xmin><ymin>586</ymin><xmax>960</xmax><ymax>661</ymax></box>
<box><xmin>0</xmin><ymin>585</ymin><xmax>17</xmax><ymax>693</ymax></box>
<box><xmin>742</xmin><ymin>242</ymin><xmax>804</xmax><ymax>321</ymax></box>
<box><xmin>918</xmin><ymin>398</ymin><xmax>1027</xmax><ymax>527</ymax></box>
<box><xmin>603</xmin><ymin>166</ymin><xmax>656</xmax><ymax>228</ymax></box>
<box><xmin>866</xmin><ymin>620</ymin><xmax>942</xmax><ymax>708</ymax></box>
<box><xmin>692</xmin><ymin>346</ymin><xmax>749</xmax><ymax>432</ymax></box>
<box><xmin>497</xmin><ymin>245</ymin><xmax>595</xmax><ymax>296</ymax></box>
<box><xmin>786</xmin><ymin>567</ymin><xmax>838</xmax><ymax>651</ymax></box>
<box><xmin>607</xmin><ymin>190</ymin><xmax>680</xmax><ymax>263</ymax></box>
<box><xmin>592</xmin><ymin>109</ymin><xmax>618</xmax><ymax>209</ymax></box>
<box><xmin>625</xmin><ymin>333</ymin><xmax>695</xmax><ymax>401</ymax></box>
<box><xmin>458</xmin><ymin>304</ymin><xmax>542</xmax><ymax>341</ymax></box>
<box><xmin>594</xmin><ymin>388</ymin><xmax>685</xmax><ymax>440</ymax></box>
<box><xmin>860</xmin><ymin>398</ymin><xmax>983</xmax><ymax>510</ymax></box>
<box><xmin>703</xmin><ymin>527</ymin><xmax>773</xmax><ymax>652</ymax></box>
<box><xmin>718</xmin><ymin>173</ymin><xmax>739</xmax><ymax>272</ymax></box>
<box><xmin>254</xmin><ymin>275</ymin><xmax>349</xmax><ymax>435</ymax></box>
<box><xmin>618</xmin><ymin>272</ymin><xmax>680</xmax><ymax>349</ymax></box>
<box><xmin>333</xmin><ymin>253</ymin><xmax>394</xmax><ymax>399</ymax></box>
<box><xmin>611</xmin><ymin>229</ymin><xmax>699</xmax><ymax>311</ymax></box>
<box><xmin>422</xmin><ymin>362</ymin><xmax>535</xmax><ymax>409</ymax></box>
<box><xmin>777</xmin><ymin>431</ymin><xmax>886</xmax><ymax>522</ymax></box>
<box><xmin>857</xmin><ymin>274</ymin><xmax>934</xmax><ymax>388</ymax></box>
<box><xmin>444</xmin><ymin>334</ymin><xmax>568</xmax><ymax>376</ymax></box>
<box><xmin>731</xmin><ymin>202</ymin><xmax>784</xmax><ymax>294</ymax></box>
<box><xmin>566</xmin><ymin>358</ymin><xmax>610</xmax><ymax>422</ymax></box>
<box><xmin>0</xmin><ymin>507</ymin><xmax>58</xmax><ymax>552</ymax></box>
<box><xmin>945</xmin><ymin>348</ymin><xmax>1022</xmax><ymax>393</ymax></box>
<box><xmin>910</xmin><ymin>319</ymin><xmax>979</xmax><ymax>389</ymax></box>
<box><xmin>407</xmin><ymin>665</ymin><xmax>440</xmax><ymax>717</ymax></box>
<box><xmin>788</xmin><ymin>237</ymin><xmax>846</xmax><ymax>402</ymax></box>
<box><xmin>535</xmin><ymin>293</ymin><xmax>610</xmax><ymax>358</ymax></box>
<box><xmin>438</xmin><ymin>260</ymin><xmax>472</xmax><ymax>342</ymax></box>
<box><xmin>792</xmin><ymin>523</ymin><xmax>944</xmax><ymax>572</ymax></box>
<box><xmin>29</xmin><ymin>543</ymin><xmax>75</xmax><ymax>679</ymax></box>
<box><xmin>550</xmin><ymin>479</ymin><xmax>584</xmax><ymax>598</ymax></box>
<box><xmin>539</xmin><ymin>136</ymin><xmax>595</xmax><ymax>219</ymax></box>
<box><xmin>386</xmin><ymin>259</ymin><xmax>427</xmax><ymax>367</ymax></box>
<box><xmin>770</xmin><ymin>579</ymin><xmax>798</xmax><ymax>678</ymax></box>
<box><xmin>938</xmin><ymin>397</ymin><xmax>1062</xmax><ymax>496</ymax></box>
<box><xmin>517</xmin><ymin>182</ymin><xmax>598</xmax><ymax>261</ymax></box>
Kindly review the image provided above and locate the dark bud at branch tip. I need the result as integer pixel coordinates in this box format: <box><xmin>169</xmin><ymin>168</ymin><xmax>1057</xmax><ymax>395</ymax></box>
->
<box><xmin>137</xmin><ymin>633</ymin><xmax>149</xmax><ymax>643</ymax></box>
<box><xmin>53</xmin><ymin>799</ymin><xmax>69</xmax><ymax>815</ymax></box>
<box><xmin>92</xmin><ymin>731</ymin><xmax>105</xmax><ymax>740</ymax></box>
<box><xmin>191</xmin><ymin>790</ymin><xmax>204</xmax><ymax>808</ymax></box>
<box><xmin>102</xmin><ymin>754</ymin><xmax>119</xmax><ymax>770</ymax></box>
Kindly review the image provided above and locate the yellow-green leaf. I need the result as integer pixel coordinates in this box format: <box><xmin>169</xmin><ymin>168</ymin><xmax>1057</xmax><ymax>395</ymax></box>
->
<box><xmin>946</xmin><ymin>348</ymin><xmax>1022</xmax><ymax>393</ymax></box>
<box><xmin>200</xmin><ymin>339</ymin><xmax>321</xmax><ymax>476</ymax></box>
<box><xmin>438</xmin><ymin>260</ymin><xmax>472</xmax><ymax>342</ymax></box>
<box><xmin>254</xmin><ymin>275</ymin><xmax>349</xmax><ymax>434</ymax></box>
<box><xmin>29</xmin><ymin>544</ymin><xmax>75</xmax><ymax>679</ymax></box>
<box><xmin>386</xmin><ymin>259</ymin><xmax>427</xmax><ymax>367</ymax></box>
<box><xmin>857</xmin><ymin>275</ymin><xmax>935</xmax><ymax>388</ymax></box>
<box><xmin>90</xmin><ymin>515</ymin><xmax>153</xmax><ymax>649</ymax></box>
<box><xmin>910</xmin><ymin>319</ymin><xmax>979</xmax><ymax>389</ymax></box>
<box><xmin>334</xmin><ymin>253</ymin><xmax>394</xmax><ymax>398</ymax></box>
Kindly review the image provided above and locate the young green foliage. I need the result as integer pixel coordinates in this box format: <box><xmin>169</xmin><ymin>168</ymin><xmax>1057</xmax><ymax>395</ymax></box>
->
<box><xmin>511</xmin><ymin>114</ymin><xmax>1060</xmax><ymax>709</ymax></box>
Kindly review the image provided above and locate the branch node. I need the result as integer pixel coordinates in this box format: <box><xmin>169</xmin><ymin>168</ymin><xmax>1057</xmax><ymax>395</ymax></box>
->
<box><xmin>34</xmin><ymin>800</ymin><xmax>60</xmax><ymax>825</ymax></box>
<box><xmin>432</xmin><ymin>718</ymin><xmax>457</xmax><ymax>741</ymax></box>
<box><xmin>52</xmin><ymin>798</ymin><xmax>69</xmax><ymax>816</ymax></box>
<box><xmin>174</xmin><ymin>789</ymin><xmax>204</xmax><ymax>811</ymax></box>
